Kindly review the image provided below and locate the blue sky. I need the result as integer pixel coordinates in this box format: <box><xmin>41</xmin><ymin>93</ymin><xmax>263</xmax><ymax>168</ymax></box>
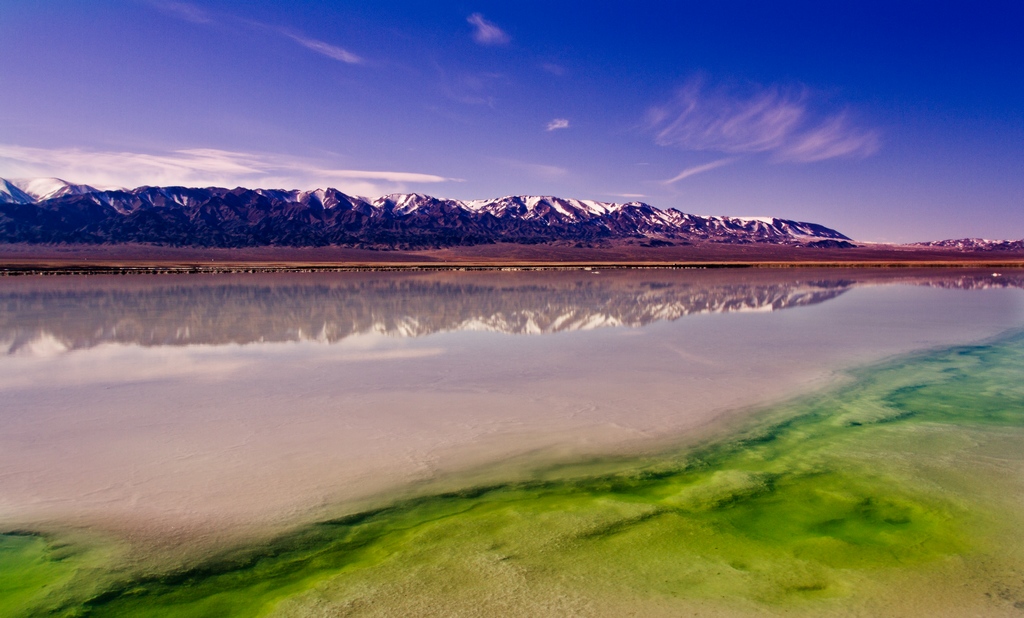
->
<box><xmin>1</xmin><ymin>1</ymin><xmax>1021</xmax><ymax>241</ymax></box>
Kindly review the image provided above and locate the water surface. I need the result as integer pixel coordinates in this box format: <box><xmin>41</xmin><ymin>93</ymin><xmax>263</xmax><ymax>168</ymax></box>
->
<box><xmin>1</xmin><ymin>268</ymin><xmax>1023</xmax><ymax>615</ymax></box>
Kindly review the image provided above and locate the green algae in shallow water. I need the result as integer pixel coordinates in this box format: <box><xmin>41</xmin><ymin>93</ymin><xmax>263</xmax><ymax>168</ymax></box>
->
<box><xmin>0</xmin><ymin>534</ymin><xmax>79</xmax><ymax>616</ymax></box>
<box><xmin>0</xmin><ymin>531</ymin><xmax>125</xmax><ymax>618</ymax></box>
<box><xmin>7</xmin><ymin>333</ymin><xmax>1024</xmax><ymax>616</ymax></box>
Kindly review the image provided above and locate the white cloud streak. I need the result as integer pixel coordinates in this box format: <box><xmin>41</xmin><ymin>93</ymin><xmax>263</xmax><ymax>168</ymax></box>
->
<box><xmin>779</xmin><ymin>114</ymin><xmax>881</xmax><ymax>162</ymax></box>
<box><xmin>281</xmin><ymin>31</ymin><xmax>363</xmax><ymax>64</ymax></box>
<box><xmin>0</xmin><ymin>144</ymin><xmax>454</xmax><ymax>196</ymax></box>
<box><xmin>152</xmin><ymin>3</ymin><xmax>364</xmax><ymax>66</ymax></box>
<box><xmin>317</xmin><ymin>169</ymin><xmax>452</xmax><ymax>183</ymax></box>
<box><xmin>663</xmin><ymin>157</ymin><xmax>738</xmax><ymax>184</ymax></box>
<box><xmin>496</xmin><ymin>158</ymin><xmax>568</xmax><ymax>179</ymax></box>
<box><xmin>546</xmin><ymin>118</ymin><xmax>570</xmax><ymax>131</ymax></box>
<box><xmin>541</xmin><ymin>63</ymin><xmax>566</xmax><ymax>76</ymax></box>
<box><xmin>434</xmin><ymin>63</ymin><xmax>505</xmax><ymax>106</ymax></box>
<box><xmin>467</xmin><ymin>13</ymin><xmax>511</xmax><ymax>46</ymax></box>
<box><xmin>152</xmin><ymin>1</ymin><xmax>212</xmax><ymax>24</ymax></box>
<box><xmin>648</xmin><ymin>78</ymin><xmax>880</xmax><ymax>163</ymax></box>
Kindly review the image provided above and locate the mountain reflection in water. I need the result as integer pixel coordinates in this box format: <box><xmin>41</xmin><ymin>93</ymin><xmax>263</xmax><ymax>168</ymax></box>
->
<box><xmin>1</xmin><ymin>269</ymin><xmax>1021</xmax><ymax>353</ymax></box>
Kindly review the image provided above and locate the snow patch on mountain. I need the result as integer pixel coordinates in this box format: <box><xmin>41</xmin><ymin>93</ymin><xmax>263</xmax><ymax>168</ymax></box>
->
<box><xmin>0</xmin><ymin>179</ymin><xmax>35</xmax><ymax>204</ymax></box>
<box><xmin>11</xmin><ymin>178</ymin><xmax>102</xmax><ymax>202</ymax></box>
<box><xmin>0</xmin><ymin>177</ymin><xmax>859</xmax><ymax>247</ymax></box>
<box><xmin>911</xmin><ymin>238</ymin><xmax>1024</xmax><ymax>251</ymax></box>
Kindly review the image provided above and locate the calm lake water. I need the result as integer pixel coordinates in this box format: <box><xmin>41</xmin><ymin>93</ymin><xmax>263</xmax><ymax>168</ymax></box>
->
<box><xmin>1</xmin><ymin>268</ymin><xmax>1023</xmax><ymax>616</ymax></box>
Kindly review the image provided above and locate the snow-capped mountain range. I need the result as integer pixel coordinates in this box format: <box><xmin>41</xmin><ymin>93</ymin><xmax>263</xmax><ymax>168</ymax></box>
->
<box><xmin>1</xmin><ymin>177</ymin><xmax>103</xmax><ymax>202</ymax></box>
<box><xmin>910</xmin><ymin>238</ymin><xmax>1024</xmax><ymax>252</ymax></box>
<box><xmin>0</xmin><ymin>177</ymin><xmax>855</xmax><ymax>248</ymax></box>
<box><xmin>1</xmin><ymin>177</ymin><xmax>1019</xmax><ymax>251</ymax></box>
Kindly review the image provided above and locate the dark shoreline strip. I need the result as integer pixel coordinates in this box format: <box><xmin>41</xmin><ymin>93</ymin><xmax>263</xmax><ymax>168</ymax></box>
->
<box><xmin>4</xmin><ymin>262</ymin><xmax>1024</xmax><ymax>276</ymax></box>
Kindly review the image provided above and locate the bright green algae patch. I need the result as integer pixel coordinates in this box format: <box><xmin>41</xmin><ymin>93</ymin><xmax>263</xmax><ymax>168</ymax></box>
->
<box><xmin>6</xmin><ymin>333</ymin><xmax>1024</xmax><ymax>616</ymax></box>
<box><xmin>0</xmin><ymin>534</ymin><xmax>80</xmax><ymax>617</ymax></box>
<box><xmin>0</xmin><ymin>531</ymin><xmax>126</xmax><ymax>618</ymax></box>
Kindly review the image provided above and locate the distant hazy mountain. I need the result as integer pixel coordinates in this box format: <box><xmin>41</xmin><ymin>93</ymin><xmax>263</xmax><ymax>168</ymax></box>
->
<box><xmin>0</xmin><ymin>179</ymin><xmax>854</xmax><ymax>249</ymax></box>
<box><xmin>910</xmin><ymin>238</ymin><xmax>1024</xmax><ymax>252</ymax></box>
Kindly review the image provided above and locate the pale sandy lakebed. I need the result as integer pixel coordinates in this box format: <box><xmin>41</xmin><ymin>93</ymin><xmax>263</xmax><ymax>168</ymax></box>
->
<box><xmin>1</xmin><ymin>267</ymin><xmax>1023</xmax><ymax>616</ymax></box>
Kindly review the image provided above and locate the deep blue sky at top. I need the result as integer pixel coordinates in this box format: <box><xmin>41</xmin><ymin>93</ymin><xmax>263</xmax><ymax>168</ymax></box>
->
<box><xmin>1</xmin><ymin>0</ymin><xmax>1021</xmax><ymax>241</ymax></box>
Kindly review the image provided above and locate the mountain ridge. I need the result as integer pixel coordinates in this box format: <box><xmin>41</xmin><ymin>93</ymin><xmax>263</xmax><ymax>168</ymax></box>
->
<box><xmin>9</xmin><ymin>177</ymin><xmax>103</xmax><ymax>202</ymax></box>
<box><xmin>910</xmin><ymin>238</ymin><xmax>1024</xmax><ymax>252</ymax></box>
<box><xmin>0</xmin><ymin>178</ymin><xmax>853</xmax><ymax>249</ymax></box>
<box><xmin>3</xmin><ymin>178</ymin><xmax>1022</xmax><ymax>252</ymax></box>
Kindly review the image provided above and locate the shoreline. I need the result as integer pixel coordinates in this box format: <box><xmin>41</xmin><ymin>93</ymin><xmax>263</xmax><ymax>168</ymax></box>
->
<box><xmin>2</xmin><ymin>242</ymin><xmax>1024</xmax><ymax>275</ymax></box>
<box><xmin>4</xmin><ymin>261</ymin><xmax>1024</xmax><ymax>276</ymax></box>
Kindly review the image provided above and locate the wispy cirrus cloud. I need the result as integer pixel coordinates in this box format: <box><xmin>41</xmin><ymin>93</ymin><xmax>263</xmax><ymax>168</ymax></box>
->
<box><xmin>546</xmin><ymin>118</ymin><xmax>570</xmax><ymax>132</ymax></box>
<box><xmin>648</xmin><ymin>78</ymin><xmax>880</xmax><ymax>163</ymax></box>
<box><xmin>150</xmin><ymin>1</ymin><xmax>212</xmax><ymax>24</ymax></box>
<box><xmin>494</xmin><ymin>158</ymin><xmax>568</xmax><ymax>180</ymax></box>
<box><xmin>467</xmin><ymin>13</ymin><xmax>510</xmax><ymax>46</ymax></box>
<box><xmin>663</xmin><ymin>157</ymin><xmax>738</xmax><ymax>184</ymax></box>
<box><xmin>780</xmin><ymin>114</ymin><xmax>880</xmax><ymax>162</ymax></box>
<box><xmin>541</xmin><ymin>63</ymin><xmax>566</xmax><ymax>76</ymax></box>
<box><xmin>151</xmin><ymin>2</ymin><xmax>364</xmax><ymax>66</ymax></box>
<box><xmin>317</xmin><ymin>169</ymin><xmax>456</xmax><ymax>183</ymax></box>
<box><xmin>434</xmin><ymin>63</ymin><xmax>507</xmax><ymax>106</ymax></box>
<box><xmin>0</xmin><ymin>144</ymin><xmax>455</xmax><ymax>196</ymax></box>
<box><xmin>280</xmin><ymin>30</ymin><xmax>362</xmax><ymax>64</ymax></box>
